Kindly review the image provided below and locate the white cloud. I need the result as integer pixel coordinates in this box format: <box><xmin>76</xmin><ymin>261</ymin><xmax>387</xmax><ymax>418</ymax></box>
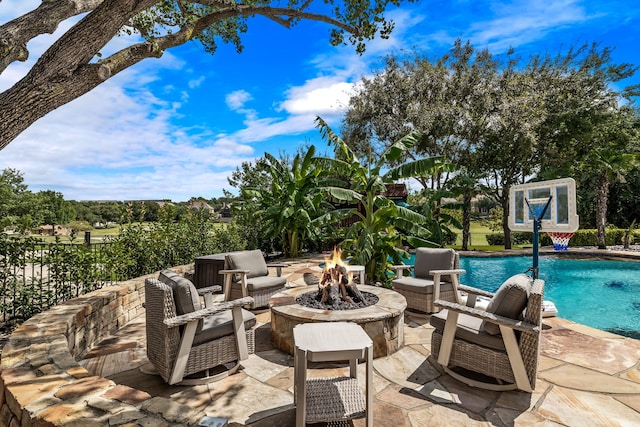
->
<box><xmin>467</xmin><ymin>0</ymin><xmax>588</xmax><ymax>51</ymax></box>
<box><xmin>188</xmin><ymin>76</ymin><xmax>206</xmax><ymax>89</ymax></box>
<box><xmin>226</xmin><ymin>89</ymin><xmax>253</xmax><ymax>110</ymax></box>
<box><xmin>279</xmin><ymin>78</ymin><xmax>354</xmax><ymax>115</ymax></box>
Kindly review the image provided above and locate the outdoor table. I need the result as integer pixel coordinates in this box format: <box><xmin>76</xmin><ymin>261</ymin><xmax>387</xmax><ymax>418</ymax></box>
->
<box><xmin>345</xmin><ymin>264</ymin><xmax>365</xmax><ymax>285</ymax></box>
<box><xmin>293</xmin><ymin>321</ymin><xmax>373</xmax><ymax>427</ymax></box>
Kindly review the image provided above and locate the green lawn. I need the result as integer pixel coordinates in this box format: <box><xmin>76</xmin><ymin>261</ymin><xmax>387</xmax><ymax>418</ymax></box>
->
<box><xmin>448</xmin><ymin>221</ymin><xmax>529</xmax><ymax>251</ymax></box>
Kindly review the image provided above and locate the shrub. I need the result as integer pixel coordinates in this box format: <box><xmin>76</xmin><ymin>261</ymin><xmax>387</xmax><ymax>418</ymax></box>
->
<box><xmin>485</xmin><ymin>233</ymin><xmax>504</xmax><ymax>246</ymax></box>
<box><xmin>539</xmin><ymin>228</ymin><xmax>633</xmax><ymax>247</ymax></box>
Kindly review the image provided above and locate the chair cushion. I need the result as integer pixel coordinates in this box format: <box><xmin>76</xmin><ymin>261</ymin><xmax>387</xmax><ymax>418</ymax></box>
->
<box><xmin>482</xmin><ymin>274</ymin><xmax>532</xmax><ymax>335</ymax></box>
<box><xmin>413</xmin><ymin>248</ymin><xmax>455</xmax><ymax>280</ymax></box>
<box><xmin>226</xmin><ymin>250</ymin><xmax>268</xmax><ymax>279</ymax></box>
<box><xmin>430</xmin><ymin>310</ymin><xmax>506</xmax><ymax>351</ymax></box>
<box><xmin>158</xmin><ymin>270</ymin><xmax>201</xmax><ymax>314</ymax></box>
<box><xmin>158</xmin><ymin>270</ymin><xmax>203</xmax><ymax>332</ymax></box>
<box><xmin>193</xmin><ymin>308</ymin><xmax>257</xmax><ymax>346</ymax></box>
<box><xmin>246</xmin><ymin>275</ymin><xmax>287</xmax><ymax>292</ymax></box>
<box><xmin>392</xmin><ymin>277</ymin><xmax>434</xmax><ymax>294</ymax></box>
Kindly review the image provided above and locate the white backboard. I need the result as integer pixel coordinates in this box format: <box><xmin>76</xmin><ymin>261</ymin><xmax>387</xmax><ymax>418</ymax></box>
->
<box><xmin>508</xmin><ymin>178</ymin><xmax>579</xmax><ymax>232</ymax></box>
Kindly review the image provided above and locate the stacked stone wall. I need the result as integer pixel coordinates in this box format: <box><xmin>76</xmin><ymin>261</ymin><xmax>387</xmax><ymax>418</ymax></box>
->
<box><xmin>0</xmin><ymin>265</ymin><xmax>206</xmax><ymax>426</ymax></box>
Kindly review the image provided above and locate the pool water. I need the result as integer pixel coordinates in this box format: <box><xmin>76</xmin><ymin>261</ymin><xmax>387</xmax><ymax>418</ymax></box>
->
<box><xmin>408</xmin><ymin>254</ymin><xmax>640</xmax><ymax>339</ymax></box>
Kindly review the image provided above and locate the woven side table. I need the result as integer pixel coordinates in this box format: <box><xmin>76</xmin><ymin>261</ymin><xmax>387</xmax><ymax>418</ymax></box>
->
<box><xmin>293</xmin><ymin>322</ymin><xmax>373</xmax><ymax>427</ymax></box>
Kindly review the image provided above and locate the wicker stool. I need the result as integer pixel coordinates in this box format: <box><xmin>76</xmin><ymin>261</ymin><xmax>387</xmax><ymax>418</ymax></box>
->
<box><xmin>293</xmin><ymin>322</ymin><xmax>373</xmax><ymax>427</ymax></box>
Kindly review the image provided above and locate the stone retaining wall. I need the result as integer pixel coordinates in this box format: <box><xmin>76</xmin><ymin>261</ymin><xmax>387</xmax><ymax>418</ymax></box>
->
<box><xmin>0</xmin><ymin>266</ymin><xmax>208</xmax><ymax>426</ymax></box>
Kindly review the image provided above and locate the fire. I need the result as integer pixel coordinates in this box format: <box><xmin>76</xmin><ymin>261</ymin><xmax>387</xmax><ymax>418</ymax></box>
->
<box><xmin>324</xmin><ymin>247</ymin><xmax>345</xmax><ymax>271</ymax></box>
<box><xmin>317</xmin><ymin>247</ymin><xmax>366</xmax><ymax>306</ymax></box>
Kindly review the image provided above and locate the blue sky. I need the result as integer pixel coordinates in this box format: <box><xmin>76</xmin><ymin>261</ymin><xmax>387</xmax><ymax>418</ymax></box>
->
<box><xmin>0</xmin><ymin>0</ymin><xmax>638</xmax><ymax>202</ymax></box>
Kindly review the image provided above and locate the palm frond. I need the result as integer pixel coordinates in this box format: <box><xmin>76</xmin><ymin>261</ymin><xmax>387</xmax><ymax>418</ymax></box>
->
<box><xmin>405</xmin><ymin>236</ymin><xmax>440</xmax><ymax>248</ymax></box>
<box><xmin>325</xmin><ymin>186</ymin><xmax>363</xmax><ymax>203</ymax></box>
<box><xmin>385</xmin><ymin>156</ymin><xmax>451</xmax><ymax>181</ymax></box>
<box><xmin>383</xmin><ymin>131</ymin><xmax>422</xmax><ymax>163</ymax></box>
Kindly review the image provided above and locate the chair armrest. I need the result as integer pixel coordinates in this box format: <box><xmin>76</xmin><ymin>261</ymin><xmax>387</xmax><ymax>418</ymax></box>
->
<box><xmin>164</xmin><ymin>297</ymin><xmax>255</xmax><ymax>328</ymax></box>
<box><xmin>219</xmin><ymin>269</ymin><xmax>250</xmax><ymax>276</ymax></box>
<box><xmin>434</xmin><ymin>299</ymin><xmax>540</xmax><ymax>333</ymax></box>
<box><xmin>267</xmin><ymin>262</ymin><xmax>288</xmax><ymax>277</ymax></box>
<box><xmin>197</xmin><ymin>285</ymin><xmax>222</xmax><ymax>296</ymax></box>
<box><xmin>457</xmin><ymin>284</ymin><xmax>495</xmax><ymax>298</ymax></box>
<box><xmin>390</xmin><ymin>264</ymin><xmax>413</xmax><ymax>271</ymax></box>
<box><xmin>430</xmin><ymin>269</ymin><xmax>466</xmax><ymax>276</ymax></box>
<box><xmin>390</xmin><ymin>264</ymin><xmax>413</xmax><ymax>279</ymax></box>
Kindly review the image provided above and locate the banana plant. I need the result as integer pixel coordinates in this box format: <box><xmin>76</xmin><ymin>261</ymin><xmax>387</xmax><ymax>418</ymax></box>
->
<box><xmin>240</xmin><ymin>147</ymin><xmax>333</xmax><ymax>257</ymax></box>
<box><xmin>314</xmin><ymin>117</ymin><xmax>456</xmax><ymax>284</ymax></box>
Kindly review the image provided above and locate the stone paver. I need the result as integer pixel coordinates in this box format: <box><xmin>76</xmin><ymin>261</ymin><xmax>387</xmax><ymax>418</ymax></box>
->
<box><xmin>373</xmin><ymin>345</ymin><xmax>441</xmax><ymax>389</ymax></box>
<box><xmin>538</xmin><ymin>363</ymin><xmax>640</xmax><ymax>394</ymax></box>
<box><xmin>536</xmin><ymin>386</ymin><xmax>640</xmax><ymax>426</ymax></box>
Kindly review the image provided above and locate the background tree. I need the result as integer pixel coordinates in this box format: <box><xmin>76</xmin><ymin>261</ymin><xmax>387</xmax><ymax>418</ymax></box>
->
<box><xmin>36</xmin><ymin>190</ymin><xmax>74</xmax><ymax>225</ymax></box>
<box><xmin>535</xmin><ymin>43</ymin><xmax>639</xmax><ymax>171</ymax></box>
<box><xmin>0</xmin><ymin>168</ymin><xmax>30</xmax><ymax>223</ymax></box>
<box><xmin>608</xmin><ymin>166</ymin><xmax>640</xmax><ymax>228</ymax></box>
<box><xmin>473</xmin><ymin>58</ymin><xmax>547</xmax><ymax>248</ymax></box>
<box><xmin>572</xmin><ymin>107</ymin><xmax>640</xmax><ymax>248</ymax></box>
<box><xmin>0</xmin><ymin>0</ymin><xmax>414</xmax><ymax>151</ymax></box>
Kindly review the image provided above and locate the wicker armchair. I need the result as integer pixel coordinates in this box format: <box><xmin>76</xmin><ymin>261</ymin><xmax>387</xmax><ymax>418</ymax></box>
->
<box><xmin>430</xmin><ymin>274</ymin><xmax>544</xmax><ymax>392</ymax></box>
<box><xmin>145</xmin><ymin>271</ymin><xmax>256</xmax><ymax>385</ymax></box>
<box><xmin>391</xmin><ymin>248</ymin><xmax>465</xmax><ymax>315</ymax></box>
<box><xmin>220</xmin><ymin>250</ymin><xmax>288</xmax><ymax>309</ymax></box>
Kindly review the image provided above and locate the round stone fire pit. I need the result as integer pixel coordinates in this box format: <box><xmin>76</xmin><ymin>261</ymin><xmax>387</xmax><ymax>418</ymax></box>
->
<box><xmin>269</xmin><ymin>285</ymin><xmax>407</xmax><ymax>358</ymax></box>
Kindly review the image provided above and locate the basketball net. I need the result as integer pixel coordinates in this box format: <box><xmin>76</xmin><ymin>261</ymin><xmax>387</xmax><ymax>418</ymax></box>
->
<box><xmin>547</xmin><ymin>232</ymin><xmax>575</xmax><ymax>251</ymax></box>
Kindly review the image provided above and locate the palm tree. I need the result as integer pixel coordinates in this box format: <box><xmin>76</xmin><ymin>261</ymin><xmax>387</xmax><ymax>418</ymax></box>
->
<box><xmin>590</xmin><ymin>149</ymin><xmax>638</xmax><ymax>248</ymax></box>
<box><xmin>314</xmin><ymin>117</ymin><xmax>455</xmax><ymax>283</ymax></box>
<box><xmin>579</xmin><ymin>108</ymin><xmax>640</xmax><ymax>249</ymax></box>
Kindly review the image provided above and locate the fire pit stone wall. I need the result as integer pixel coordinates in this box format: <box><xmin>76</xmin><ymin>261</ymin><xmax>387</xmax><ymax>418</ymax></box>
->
<box><xmin>269</xmin><ymin>285</ymin><xmax>407</xmax><ymax>358</ymax></box>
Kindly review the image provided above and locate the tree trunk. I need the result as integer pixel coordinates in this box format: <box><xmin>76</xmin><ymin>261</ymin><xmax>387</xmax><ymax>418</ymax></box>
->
<box><xmin>461</xmin><ymin>190</ymin><xmax>471</xmax><ymax>250</ymax></box>
<box><xmin>0</xmin><ymin>0</ymin><xmax>158</xmax><ymax>151</ymax></box>
<box><xmin>501</xmin><ymin>191</ymin><xmax>512</xmax><ymax>250</ymax></box>
<box><xmin>596</xmin><ymin>171</ymin><xmax>610</xmax><ymax>249</ymax></box>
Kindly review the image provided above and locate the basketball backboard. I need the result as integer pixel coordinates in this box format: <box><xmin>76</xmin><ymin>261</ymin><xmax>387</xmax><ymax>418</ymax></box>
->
<box><xmin>508</xmin><ymin>178</ymin><xmax>579</xmax><ymax>233</ymax></box>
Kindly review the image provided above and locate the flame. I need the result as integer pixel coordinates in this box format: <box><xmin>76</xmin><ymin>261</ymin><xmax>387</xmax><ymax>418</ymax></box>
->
<box><xmin>323</xmin><ymin>247</ymin><xmax>345</xmax><ymax>271</ymax></box>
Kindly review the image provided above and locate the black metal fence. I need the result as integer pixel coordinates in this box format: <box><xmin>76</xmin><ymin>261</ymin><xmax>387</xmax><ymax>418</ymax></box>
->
<box><xmin>0</xmin><ymin>238</ymin><xmax>121</xmax><ymax>324</ymax></box>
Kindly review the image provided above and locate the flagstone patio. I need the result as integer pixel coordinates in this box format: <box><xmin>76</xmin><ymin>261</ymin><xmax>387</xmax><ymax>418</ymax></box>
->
<box><xmin>78</xmin><ymin>255</ymin><xmax>640</xmax><ymax>426</ymax></box>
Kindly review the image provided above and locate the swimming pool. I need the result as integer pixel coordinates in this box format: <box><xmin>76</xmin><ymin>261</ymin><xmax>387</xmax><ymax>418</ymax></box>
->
<box><xmin>405</xmin><ymin>254</ymin><xmax>640</xmax><ymax>339</ymax></box>
<box><xmin>459</xmin><ymin>255</ymin><xmax>640</xmax><ymax>339</ymax></box>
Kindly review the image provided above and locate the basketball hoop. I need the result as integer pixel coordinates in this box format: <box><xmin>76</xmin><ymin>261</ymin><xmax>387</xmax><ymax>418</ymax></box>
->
<box><xmin>547</xmin><ymin>232</ymin><xmax>575</xmax><ymax>251</ymax></box>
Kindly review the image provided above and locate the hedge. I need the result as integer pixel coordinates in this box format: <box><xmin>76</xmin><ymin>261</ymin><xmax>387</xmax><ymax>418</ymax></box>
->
<box><xmin>485</xmin><ymin>229</ymin><xmax>639</xmax><ymax>247</ymax></box>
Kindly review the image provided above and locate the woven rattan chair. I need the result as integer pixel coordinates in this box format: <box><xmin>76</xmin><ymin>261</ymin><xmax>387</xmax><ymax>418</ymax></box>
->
<box><xmin>220</xmin><ymin>250</ymin><xmax>288</xmax><ymax>309</ymax></box>
<box><xmin>145</xmin><ymin>272</ymin><xmax>256</xmax><ymax>385</ymax></box>
<box><xmin>430</xmin><ymin>274</ymin><xmax>544</xmax><ymax>392</ymax></box>
<box><xmin>391</xmin><ymin>248</ymin><xmax>465</xmax><ymax>315</ymax></box>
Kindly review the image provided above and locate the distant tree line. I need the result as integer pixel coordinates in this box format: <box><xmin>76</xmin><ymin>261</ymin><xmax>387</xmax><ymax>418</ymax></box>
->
<box><xmin>0</xmin><ymin>168</ymin><xmax>234</xmax><ymax>234</ymax></box>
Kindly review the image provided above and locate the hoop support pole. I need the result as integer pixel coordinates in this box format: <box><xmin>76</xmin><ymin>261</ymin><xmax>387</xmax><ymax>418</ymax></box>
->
<box><xmin>526</xmin><ymin>197</ymin><xmax>553</xmax><ymax>280</ymax></box>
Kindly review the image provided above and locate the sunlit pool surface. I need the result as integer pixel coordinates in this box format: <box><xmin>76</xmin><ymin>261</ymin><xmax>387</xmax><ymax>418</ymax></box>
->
<box><xmin>407</xmin><ymin>254</ymin><xmax>640</xmax><ymax>339</ymax></box>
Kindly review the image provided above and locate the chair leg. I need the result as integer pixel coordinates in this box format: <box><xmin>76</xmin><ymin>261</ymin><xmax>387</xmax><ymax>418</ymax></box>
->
<box><xmin>437</xmin><ymin>310</ymin><xmax>458</xmax><ymax>367</ymax></box>
<box><xmin>232</xmin><ymin>306</ymin><xmax>249</xmax><ymax>360</ymax></box>
<box><xmin>499</xmin><ymin>325</ymin><xmax>533</xmax><ymax>392</ymax></box>
<box><xmin>169</xmin><ymin>320</ymin><xmax>198</xmax><ymax>385</ymax></box>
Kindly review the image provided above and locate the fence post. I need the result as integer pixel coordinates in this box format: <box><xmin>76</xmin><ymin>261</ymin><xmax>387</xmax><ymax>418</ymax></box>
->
<box><xmin>84</xmin><ymin>231</ymin><xmax>91</xmax><ymax>247</ymax></box>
